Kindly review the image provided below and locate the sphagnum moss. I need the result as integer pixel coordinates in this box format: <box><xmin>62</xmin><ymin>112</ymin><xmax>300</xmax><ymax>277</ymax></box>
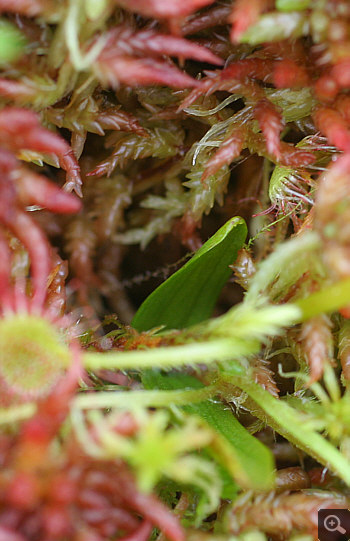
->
<box><xmin>1</xmin><ymin>1</ymin><xmax>350</xmax><ymax>540</ymax></box>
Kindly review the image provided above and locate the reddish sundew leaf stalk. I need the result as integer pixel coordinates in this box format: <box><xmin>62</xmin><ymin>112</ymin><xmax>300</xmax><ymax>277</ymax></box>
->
<box><xmin>46</xmin><ymin>253</ymin><xmax>68</xmax><ymax>318</ymax></box>
<box><xmin>64</xmin><ymin>214</ymin><xmax>99</xmax><ymax>292</ymax></box>
<box><xmin>0</xmin><ymin>108</ymin><xmax>82</xmax><ymax>195</ymax></box>
<box><xmin>0</xmin><ymin>230</ymin><xmax>14</xmax><ymax>313</ymax></box>
<box><xmin>6</xmin><ymin>210</ymin><xmax>51</xmax><ymax>313</ymax></box>
<box><xmin>15</xmin><ymin>169</ymin><xmax>82</xmax><ymax>214</ymax></box>
<box><xmin>0</xmin><ymin>109</ymin><xmax>81</xmax><ymax>312</ymax></box>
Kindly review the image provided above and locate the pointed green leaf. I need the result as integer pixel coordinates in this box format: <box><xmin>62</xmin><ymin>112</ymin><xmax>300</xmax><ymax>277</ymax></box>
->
<box><xmin>142</xmin><ymin>371</ymin><xmax>275</xmax><ymax>491</ymax></box>
<box><xmin>132</xmin><ymin>217</ymin><xmax>247</xmax><ymax>331</ymax></box>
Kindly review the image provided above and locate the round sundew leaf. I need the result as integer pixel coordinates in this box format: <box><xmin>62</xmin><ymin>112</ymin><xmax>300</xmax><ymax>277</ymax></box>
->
<box><xmin>0</xmin><ymin>20</ymin><xmax>27</xmax><ymax>64</ymax></box>
<box><xmin>0</xmin><ymin>315</ymin><xmax>70</xmax><ymax>399</ymax></box>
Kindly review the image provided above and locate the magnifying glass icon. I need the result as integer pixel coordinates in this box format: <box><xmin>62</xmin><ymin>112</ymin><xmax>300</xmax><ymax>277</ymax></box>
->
<box><xmin>324</xmin><ymin>515</ymin><xmax>347</xmax><ymax>534</ymax></box>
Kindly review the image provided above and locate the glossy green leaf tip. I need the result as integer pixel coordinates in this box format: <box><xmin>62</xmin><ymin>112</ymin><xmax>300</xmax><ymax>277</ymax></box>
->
<box><xmin>132</xmin><ymin>217</ymin><xmax>247</xmax><ymax>331</ymax></box>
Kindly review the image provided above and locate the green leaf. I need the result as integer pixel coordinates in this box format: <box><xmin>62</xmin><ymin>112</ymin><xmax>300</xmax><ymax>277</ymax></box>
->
<box><xmin>132</xmin><ymin>217</ymin><xmax>247</xmax><ymax>331</ymax></box>
<box><xmin>142</xmin><ymin>371</ymin><xmax>275</xmax><ymax>491</ymax></box>
<box><xmin>222</xmin><ymin>373</ymin><xmax>350</xmax><ymax>486</ymax></box>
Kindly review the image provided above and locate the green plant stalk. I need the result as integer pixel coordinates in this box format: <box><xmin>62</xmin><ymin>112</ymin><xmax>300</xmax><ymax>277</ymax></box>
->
<box><xmin>74</xmin><ymin>385</ymin><xmax>218</xmax><ymax>409</ymax></box>
<box><xmin>220</xmin><ymin>374</ymin><xmax>350</xmax><ymax>485</ymax></box>
<box><xmin>82</xmin><ymin>340</ymin><xmax>245</xmax><ymax>371</ymax></box>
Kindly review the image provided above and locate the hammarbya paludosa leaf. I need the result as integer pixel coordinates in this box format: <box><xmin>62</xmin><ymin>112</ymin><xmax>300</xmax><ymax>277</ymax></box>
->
<box><xmin>135</xmin><ymin>217</ymin><xmax>274</xmax><ymax>490</ymax></box>
<box><xmin>132</xmin><ymin>216</ymin><xmax>247</xmax><ymax>331</ymax></box>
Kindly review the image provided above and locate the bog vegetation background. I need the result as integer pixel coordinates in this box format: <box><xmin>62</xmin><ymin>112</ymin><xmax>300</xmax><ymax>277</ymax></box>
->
<box><xmin>1</xmin><ymin>0</ymin><xmax>350</xmax><ymax>539</ymax></box>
